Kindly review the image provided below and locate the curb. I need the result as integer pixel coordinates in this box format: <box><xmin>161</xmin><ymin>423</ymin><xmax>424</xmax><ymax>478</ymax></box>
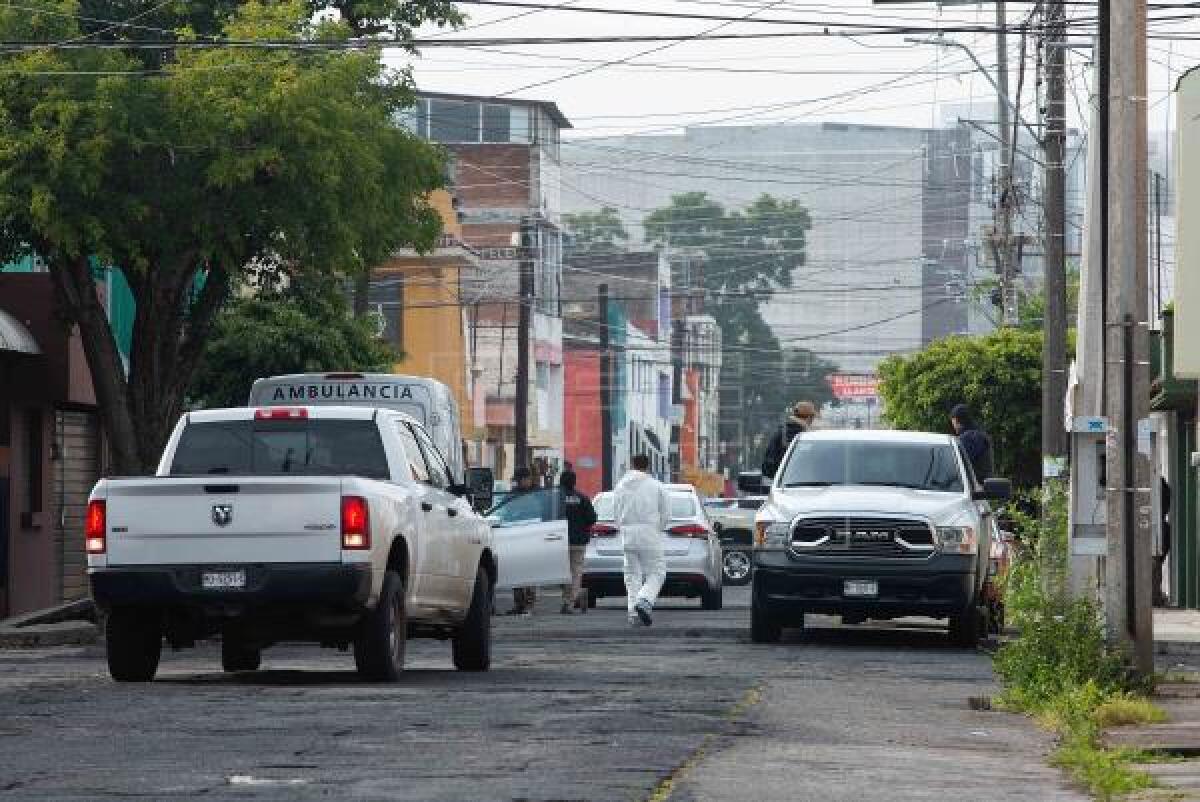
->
<box><xmin>0</xmin><ymin>620</ymin><xmax>98</xmax><ymax>649</ymax></box>
<box><xmin>1155</xmin><ymin>640</ymin><xmax>1200</xmax><ymax>657</ymax></box>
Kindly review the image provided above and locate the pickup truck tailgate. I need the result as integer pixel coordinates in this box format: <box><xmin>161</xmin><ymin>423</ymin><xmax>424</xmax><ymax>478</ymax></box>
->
<box><xmin>104</xmin><ymin>477</ymin><xmax>345</xmax><ymax>565</ymax></box>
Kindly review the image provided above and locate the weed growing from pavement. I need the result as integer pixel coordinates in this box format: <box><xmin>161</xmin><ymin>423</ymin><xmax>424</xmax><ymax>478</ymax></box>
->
<box><xmin>992</xmin><ymin>485</ymin><xmax>1163</xmax><ymax>800</ymax></box>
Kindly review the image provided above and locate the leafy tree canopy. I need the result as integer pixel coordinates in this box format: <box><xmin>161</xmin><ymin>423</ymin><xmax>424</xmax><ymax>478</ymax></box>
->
<box><xmin>0</xmin><ymin>1</ymin><xmax>450</xmax><ymax>471</ymax></box>
<box><xmin>877</xmin><ymin>328</ymin><xmax>1043</xmax><ymax>488</ymax></box>
<box><xmin>643</xmin><ymin>192</ymin><xmax>827</xmax><ymax>471</ymax></box>
<box><xmin>189</xmin><ymin>273</ymin><xmax>395</xmax><ymax>409</ymax></box>
<box><xmin>562</xmin><ymin>206</ymin><xmax>629</xmax><ymax>254</ymax></box>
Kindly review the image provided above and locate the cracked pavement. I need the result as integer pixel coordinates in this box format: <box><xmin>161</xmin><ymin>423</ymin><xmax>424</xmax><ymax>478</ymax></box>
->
<box><xmin>0</xmin><ymin>588</ymin><xmax>1084</xmax><ymax>801</ymax></box>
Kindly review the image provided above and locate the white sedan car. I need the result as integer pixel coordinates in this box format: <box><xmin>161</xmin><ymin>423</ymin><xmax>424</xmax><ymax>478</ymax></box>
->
<box><xmin>582</xmin><ymin>484</ymin><xmax>723</xmax><ymax>610</ymax></box>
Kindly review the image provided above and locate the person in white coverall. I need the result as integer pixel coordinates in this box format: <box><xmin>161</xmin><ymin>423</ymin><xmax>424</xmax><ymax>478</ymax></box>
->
<box><xmin>612</xmin><ymin>454</ymin><xmax>671</xmax><ymax>627</ymax></box>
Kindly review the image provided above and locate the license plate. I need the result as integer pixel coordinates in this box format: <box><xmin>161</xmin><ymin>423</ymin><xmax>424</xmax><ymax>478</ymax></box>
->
<box><xmin>843</xmin><ymin>580</ymin><xmax>878</xmax><ymax>598</ymax></box>
<box><xmin>201</xmin><ymin>570</ymin><xmax>246</xmax><ymax>590</ymax></box>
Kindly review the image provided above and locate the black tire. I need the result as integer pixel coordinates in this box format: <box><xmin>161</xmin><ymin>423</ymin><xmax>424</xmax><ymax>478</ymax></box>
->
<box><xmin>722</xmin><ymin>549</ymin><xmax>753</xmax><ymax>586</ymax></box>
<box><xmin>587</xmin><ymin>589</ymin><xmax>598</xmax><ymax>609</ymax></box>
<box><xmin>948</xmin><ymin>604</ymin><xmax>984</xmax><ymax>648</ymax></box>
<box><xmin>842</xmin><ymin>613</ymin><xmax>867</xmax><ymax>626</ymax></box>
<box><xmin>105</xmin><ymin>608</ymin><xmax>162</xmax><ymax>682</ymax></box>
<box><xmin>453</xmin><ymin>566</ymin><xmax>493</xmax><ymax>672</ymax></box>
<box><xmin>750</xmin><ymin>579</ymin><xmax>783</xmax><ymax>643</ymax></box>
<box><xmin>701</xmin><ymin>584</ymin><xmax>723</xmax><ymax>611</ymax></box>
<box><xmin>354</xmin><ymin>570</ymin><xmax>407</xmax><ymax>681</ymax></box>
<box><xmin>221</xmin><ymin>637</ymin><xmax>262</xmax><ymax>673</ymax></box>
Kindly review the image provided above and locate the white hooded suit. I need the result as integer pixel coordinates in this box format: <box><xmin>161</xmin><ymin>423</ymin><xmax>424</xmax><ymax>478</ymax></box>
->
<box><xmin>612</xmin><ymin>470</ymin><xmax>671</xmax><ymax>615</ymax></box>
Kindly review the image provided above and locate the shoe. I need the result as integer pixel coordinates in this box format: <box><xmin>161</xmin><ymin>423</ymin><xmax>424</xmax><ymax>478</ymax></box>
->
<box><xmin>635</xmin><ymin>601</ymin><xmax>653</xmax><ymax>627</ymax></box>
<box><xmin>560</xmin><ymin>604</ymin><xmax>575</xmax><ymax>615</ymax></box>
<box><xmin>628</xmin><ymin>615</ymin><xmax>641</xmax><ymax>627</ymax></box>
<box><xmin>518</xmin><ymin>609</ymin><xmax>533</xmax><ymax>617</ymax></box>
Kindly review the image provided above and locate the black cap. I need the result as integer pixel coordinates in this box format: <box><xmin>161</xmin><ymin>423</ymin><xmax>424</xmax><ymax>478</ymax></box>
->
<box><xmin>951</xmin><ymin>404</ymin><xmax>973</xmax><ymax>423</ymax></box>
<box><xmin>513</xmin><ymin>466</ymin><xmax>531</xmax><ymax>482</ymax></box>
<box><xmin>559</xmin><ymin>470</ymin><xmax>577</xmax><ymax>489</ymax></box>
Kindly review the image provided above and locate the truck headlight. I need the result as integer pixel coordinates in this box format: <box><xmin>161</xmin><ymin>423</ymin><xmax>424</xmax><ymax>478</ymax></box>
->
<box><xmin>754</xmin><ymin>521</ymin><xmax>791</xmax><ymax>549</ymax></box>
<box><xmin>937</xmin><ymin>525</ymin><xmax>978</xmax><ymax>555</ymax></box>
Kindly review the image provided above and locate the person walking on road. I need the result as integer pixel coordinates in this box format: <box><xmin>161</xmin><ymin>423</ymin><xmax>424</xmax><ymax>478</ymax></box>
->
<box><xmin>558</xmin><ymin>469</ymin><xmax>597</xmax><ymax>614</ymax></box>
<box><xmin>506</xmin><ymin>466</ymin><xmax>539</xmax><ymax>616</ymax></box>
<box><xmin>950</xmin><ymin>404</ymin><xmax>994</xmax><ymax>481</ymax></box>
<box><xmin>613</xmin><ymin>454</ymin><xmax>671</xmax><ymax>627</ymax></box>
<box><xmin>762</xmin><ymin>400</ymin><xmax>817</xmax><ymax>479</ymax></box>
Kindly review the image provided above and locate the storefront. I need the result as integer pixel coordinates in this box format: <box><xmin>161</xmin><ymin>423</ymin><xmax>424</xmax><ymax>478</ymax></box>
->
<box><xmin>0</xmin><ymin>274</ymin><xmax>102</xmax><ymax>618</ymax></box>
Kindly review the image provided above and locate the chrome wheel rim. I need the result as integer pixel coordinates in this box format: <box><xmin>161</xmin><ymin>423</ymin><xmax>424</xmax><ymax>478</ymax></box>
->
<box><xmin>723</xmin><ymin>550</ymin><xmax>751</xmax><ymax>580</ymax></box>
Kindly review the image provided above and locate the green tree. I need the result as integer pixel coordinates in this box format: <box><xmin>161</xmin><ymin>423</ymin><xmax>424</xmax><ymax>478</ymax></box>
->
<box><xmin>189</xmin><ymin>273</ymin><xmax>395</xmax><ymax>409</ymax></box>
<box><xmin>644</xmin><ymin>192</ymin><xmax>825</xmax><ymax>471</ymax></box>
<box><xmin>563</xmin><ymin>207</ymin><xmax>629</xmax><ymax>254</ymax></box>
<box><xmin>877</xmin><ymin>328</ymin><xmax>1043</xmax><ymax>488</ymax></box>
<box><xmin>0</xmin><ymin>2</ymin><xmax>449</xmax><ymax>472</ymax></box>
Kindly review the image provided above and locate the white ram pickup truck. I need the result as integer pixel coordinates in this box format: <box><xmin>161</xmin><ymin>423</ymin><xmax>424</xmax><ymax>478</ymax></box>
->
<box><xmin>87</xmin><ymin>405</ymin><xmax>561</xmax><ymax>682</ymax></box>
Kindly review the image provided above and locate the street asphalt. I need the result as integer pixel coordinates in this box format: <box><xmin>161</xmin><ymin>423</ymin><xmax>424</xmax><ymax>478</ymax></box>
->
<box><xmin>0</xmin><ymin>586</ymin><xmax>1086</xmax><ymax>801</ymax></box>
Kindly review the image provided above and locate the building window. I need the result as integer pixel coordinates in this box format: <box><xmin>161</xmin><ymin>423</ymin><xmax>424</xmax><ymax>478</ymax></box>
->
<box><xmin>368</xmin><ymin>275</ymin><xmax>403</xmax><ymax>351</ymax></box>
<box><xmin>24</xmin><ymin>408</ymin><xmax>42</xmax><ymax>514</ymax></box>
<box><xmin>429</xmin><ymin>99</ymin><xmax>480</xmax><ymax>143</ymax></box>
<box><xmin>482</xmin><ymin>104</ymin><xmax>511</xmax><ymax>143</ymax></box>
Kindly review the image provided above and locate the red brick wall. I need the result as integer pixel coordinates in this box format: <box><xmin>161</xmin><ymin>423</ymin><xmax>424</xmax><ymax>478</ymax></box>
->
<box><xmin>448</xmin><ymin>144</ymin><xmax>532</xmax><ymax>210</ymax></box>
<box><xmin>564</xmin><ymin>348</ymin><xmax>602</xmax><ymax>497</ymax></box>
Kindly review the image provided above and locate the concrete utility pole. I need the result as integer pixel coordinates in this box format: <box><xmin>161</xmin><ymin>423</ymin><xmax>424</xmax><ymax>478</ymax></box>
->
<box><xmin>598</xmin><ymin>283</ymin><xmax>613</xmax><ymax>491</ymax></box>
<box><xmin>1104</xmin><ymin>0</ymin><xmax>1154</xmax><ymax>675</ymax></box>
<box><xmin>1042</xmin><ymin>1</ymin><xmax>1069</xmax><ymax>467</ymax></box>
<box><xmin>993</xmin><ymin>2</ymin><xmax>1020</xmax><ymax>326</ymax></box>
<box><xmin>514</xmin><ymin>218</ymin><xmax>534</xmax><ymax>472</ymax></box>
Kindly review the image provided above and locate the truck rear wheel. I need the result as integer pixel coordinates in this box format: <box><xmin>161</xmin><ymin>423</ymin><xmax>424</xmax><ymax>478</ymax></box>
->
<box><xmin>221</xmin><ymin>637</ymin><xmax>262</xmax><ymax>673</ymax></box>
<box><xmin>106</xmin><ymin>608</ymin><xmax>162</xmax><ymax>682</ymax></box>
<box><xmin>354</xmin><ymin>570</ymin><xmax>406</xmax><ymax>681</ymax></box>
<box><xmin>453</xmin><ymin>566</ymin><xmax>493</xmax><ymax>672</ymax></box>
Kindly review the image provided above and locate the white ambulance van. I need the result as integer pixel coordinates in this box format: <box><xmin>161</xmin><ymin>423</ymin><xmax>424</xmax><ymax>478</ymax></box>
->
<box><xmin>248</xmin><ymin>372</ymin><xmax>465</xmax><ymax>482</ymax></box>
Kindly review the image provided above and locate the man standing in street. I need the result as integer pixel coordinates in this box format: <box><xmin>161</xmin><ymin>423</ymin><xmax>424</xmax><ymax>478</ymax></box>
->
<box><xmin>558</xmin><ymin>469</ymin><xmax>597</xmax><ymax>614</ymax></box>
<box><xmin>613</xmin><ymin>454</ymin><xmax>671</xmax><ymax>627</ymax></box>
<box><xmin>507</xmin><ymin>466</ymin><xmax>539</xmax><ymax>616</ymax></box>
<box><xmin>951</xmin><ymin>404</ymin><xmax>994</xmax><ymax>481</ymax></box>
<box><xmin>762</xmin><ymin>400</ymin><xmax>817</xmax><ymax>479</ymax></box>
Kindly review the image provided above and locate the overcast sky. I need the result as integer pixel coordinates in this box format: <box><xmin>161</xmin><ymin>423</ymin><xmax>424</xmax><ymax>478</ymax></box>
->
<box><xmin>391</xmin><ymin>1</ymin><xmax>1198</xmax><ymax>143</ymax></box>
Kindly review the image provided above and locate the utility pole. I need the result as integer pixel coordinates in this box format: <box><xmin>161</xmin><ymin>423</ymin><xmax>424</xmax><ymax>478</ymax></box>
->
<box><xmin>1105</xmin><ymin>0</ymin><xmax>1153</xmax><ymax>675</ymax></box>
<box><xmin>514</xmin><ymin>217</ymin><xmax>534</xmax><ymax>472</ymax></box>
<box><xmin>598</xmin><ymin>283</ymin><xmax>613</xmax><ymax>491</ymax></box>
<box><xmin>993</xmin><ymin>2</ymin><xmax>1019</xmax><ymax>326</ymax></box>
<box><xmin>1042</xmin><ymin>0</ymin><xmax>1069</xmax><ymax>470</ymax></box>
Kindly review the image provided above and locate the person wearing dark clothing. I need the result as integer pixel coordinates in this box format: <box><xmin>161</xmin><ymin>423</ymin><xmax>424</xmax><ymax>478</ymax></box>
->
<box><xmin>951</xmin><ymin>404</ymin><xmax>994</xmax><ymax>481</ymax></box>
<box><xmin>558</xmin><ymin>470</ymin><xmax>597</xmax><ymax>614</ymax></box>
<box><xmin>762</xmin><ymin>401</ymin><xmax>817</xmax><ymax>479</ymax></box>
<box><xmin>1155</xmin><ymin>477</ymin><xmax>1172</xmax><ymax>607</ymax></box>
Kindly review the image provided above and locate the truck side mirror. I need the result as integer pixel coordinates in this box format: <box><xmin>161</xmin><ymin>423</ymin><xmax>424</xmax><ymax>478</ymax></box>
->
<box><xmin>465</xmin><ymin>467</ymin><xmax>494</xmax><ymax>513</ymax></box>
<box><xmin>974</xmin><ymin>478</ymin><xmax>1012</xmax><ymax>501</ymax></box>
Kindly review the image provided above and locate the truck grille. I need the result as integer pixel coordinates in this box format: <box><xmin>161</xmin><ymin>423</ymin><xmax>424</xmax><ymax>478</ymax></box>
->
<box><xmin>790</xmin><ymin>516</ymin><xmax>935</xmax><ymax>559</ymax></box>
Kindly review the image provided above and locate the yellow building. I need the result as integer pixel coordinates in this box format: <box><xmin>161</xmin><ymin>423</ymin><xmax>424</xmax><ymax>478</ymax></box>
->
<box><xmin>374</xmin><ymin>191</ymin><xmax>485</xmax><ymax>454</ymax></box>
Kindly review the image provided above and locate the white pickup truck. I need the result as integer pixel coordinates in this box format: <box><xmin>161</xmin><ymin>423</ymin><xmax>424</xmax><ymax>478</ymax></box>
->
<box><xmin>86</xmin><ymin>405</ymin><xmax>567</xmax><ymax>682</ymax></box>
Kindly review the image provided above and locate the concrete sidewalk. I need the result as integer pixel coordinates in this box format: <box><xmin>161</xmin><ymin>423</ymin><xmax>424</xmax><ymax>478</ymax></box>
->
<box><xmin>0</xmin><ymin>600</ymin><xmax>98</xmax><ymax>649</ymax></box>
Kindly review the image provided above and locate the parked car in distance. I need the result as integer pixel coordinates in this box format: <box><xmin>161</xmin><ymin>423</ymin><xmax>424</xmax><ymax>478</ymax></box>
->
<box><xmin>747</xmin><ymin>429</ymin><xmax>1011</xmax><ymax>647</ymax></box>
<box><xmin>703</xmin><ymin>496</ymin><xmax>765</xmax><ymax>586</ymax></box>
<box><xmin>583</xmin><ymin>484</ymin><xmax>723</xmax><ymax>610</ymax></box>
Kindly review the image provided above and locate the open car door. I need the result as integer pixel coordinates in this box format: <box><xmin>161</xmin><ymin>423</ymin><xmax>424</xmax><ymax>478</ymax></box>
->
<box><xmin>487</xmin><ymin>488</ymin><xmax>571</xmax><ymax>591</ymax></box>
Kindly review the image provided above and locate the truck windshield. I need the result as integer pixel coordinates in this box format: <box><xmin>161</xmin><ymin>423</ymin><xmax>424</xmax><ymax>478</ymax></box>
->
<box><xmin>779</xmin><ymin>440</ymin><xmax>964</xmax><ymax>493</ymax></box>
<box><xmin>170</xmin><ymin>420</ymin><xmax>390</xmax><ymax>479</ymax></box>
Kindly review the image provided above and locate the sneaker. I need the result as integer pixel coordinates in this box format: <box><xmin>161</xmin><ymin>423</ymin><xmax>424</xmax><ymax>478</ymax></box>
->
<box><xmin>635</xmin><ymin>601</ymin><xmax>653</xmax><ymax>627</ymax></box>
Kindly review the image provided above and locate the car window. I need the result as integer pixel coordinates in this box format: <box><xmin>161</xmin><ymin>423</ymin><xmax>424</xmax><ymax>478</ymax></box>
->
<box><xmin>487</xmin><ymin>488</ymin><xmax>559</xmax><ymax>525</ymax></box>
<box><xmin>393</xmin><ymin>421</ymin><xmax>430</xmax><ymax>483</ymax></box>
<box><xmin>669</xmin><ymin>494</ymin><xmax>698</xmax><ymax>519</ymax></box>
<box><xmin>410</xmin><ymin>423</ymin><xmax>451</xmax><ymax>490</ymax></box>
<box><xmin>779</xmin><ymin>440</ymin><xmax>964</xmax><ymax>493</ymax></box>
<box><xmin>957</xmin><ymin>443</ymin><xmax>980</xmax><ymax>490</ymax></box>
<box><xmin>170</xmin><ymin>420</ymin><xmax>389</xmax><ymax>479</ymax></box>
<box><xmin>737</xmin><ymin>498</ymin><xmax>765</xmax><ymax>510</ymax></box>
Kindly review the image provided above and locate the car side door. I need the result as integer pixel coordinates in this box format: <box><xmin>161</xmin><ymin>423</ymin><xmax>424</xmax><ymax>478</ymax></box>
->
<box><xmin>393</xmin><ymin>420</ymin><xmax>456</xmax><ymax>609</ymax></box>
<box><xmin>410</xmin><ymin>423</ymin><xmax>479</xmax><ymax>608</ymax></box>
<box><xmin>488</xmin><ymin>489</ymin><xmax>571</xmax><ymax>592</ymax></box>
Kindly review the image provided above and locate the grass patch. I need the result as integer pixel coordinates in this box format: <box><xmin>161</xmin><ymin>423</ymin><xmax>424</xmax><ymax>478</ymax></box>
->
<box><xmin>1093</xmin><ymin>696</ymin><xmax>1169</xmax><ymax>729</ymax></box>
<box><xmin>1051</xmin><ymin>737</ymin><xmax>1157</xmax><ymax>801</ymax></box>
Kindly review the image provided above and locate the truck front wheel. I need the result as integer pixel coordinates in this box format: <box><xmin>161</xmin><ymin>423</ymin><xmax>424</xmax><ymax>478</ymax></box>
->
<box><xmin>453</xmin><ymin>565</ymin><xmax>493</xmax><ymax>672</ymax></box>
<box><xmin>948</xmin><ymin>605</ymin><xmax>985</xmax><ymax>648</ymax></box>
<box><xmin>354</xmin><ymin>570</ymin><xmax>407</xmax><ymax>681</ymax></box>
<box><xmin>106</xmin><ymin>608</ymin><xmax>162</xmax><ymax>682</ymax></box>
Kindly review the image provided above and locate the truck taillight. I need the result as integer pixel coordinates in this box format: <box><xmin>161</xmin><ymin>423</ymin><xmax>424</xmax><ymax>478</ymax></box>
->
<box><xmin>341</xmin><ymin>496</ymin><xmax>370</xmax><ymax>550</ymax></box>
<box><xmin>255</xmin><ymin>407</ymin><xmax>308</xmax><ymax>420</ymax></box>
<box><xmin>667</xmin><ymin>523</ymin><xmax>710</xmax><ymax>538</ymax></box>
<box><xmin>589</xmin><ymin>524</ymin><xmax>618</xmax><ymax>537</ymax></box>
<box><xmin>85</xmin><ymin>500</ymin><xmax>106</xmax><ymax>554</ymax></box>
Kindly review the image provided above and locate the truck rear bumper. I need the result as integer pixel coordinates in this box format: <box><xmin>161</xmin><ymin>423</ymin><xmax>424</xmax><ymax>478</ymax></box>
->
<box><xmin>90</xmin><ymin>563</ymin><xmax>373</xmax><ymax>609</ymax></box>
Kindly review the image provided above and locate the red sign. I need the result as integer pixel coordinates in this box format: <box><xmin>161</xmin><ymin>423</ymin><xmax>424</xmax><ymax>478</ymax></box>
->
<box><xmin>829</xmin><ymin>374</ymin><xmax>880</xmax><ymax>400</ymax></box>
